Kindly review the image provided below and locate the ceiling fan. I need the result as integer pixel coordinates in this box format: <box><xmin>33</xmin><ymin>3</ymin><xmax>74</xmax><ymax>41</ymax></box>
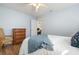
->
<box><xmin>28</xmin><ymin>3</ymin><xmax>47</xmax><ymax>12</ymax></box>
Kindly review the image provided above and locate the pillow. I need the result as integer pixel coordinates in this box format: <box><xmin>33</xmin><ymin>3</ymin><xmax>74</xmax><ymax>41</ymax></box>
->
<box><xmin>48</xmin><ymin>35</ymin><xmax>71</xmax><ymax>53</ymax></box>
<box><xmin>28</xmin><ymin>35</ymin><xmax>53</xmax><ymax>53</ymax></box>
<box><xmin>71</xmin><ymin>31</ymin><xmax>79</xmax><ymax>48</ymax></box>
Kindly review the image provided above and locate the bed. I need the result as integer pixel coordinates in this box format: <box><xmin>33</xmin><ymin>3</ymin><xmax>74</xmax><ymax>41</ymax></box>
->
<box><xmin>19</xmin><ymin>35</ymin><xmax>79</xmax><ymax>55</ymax></box>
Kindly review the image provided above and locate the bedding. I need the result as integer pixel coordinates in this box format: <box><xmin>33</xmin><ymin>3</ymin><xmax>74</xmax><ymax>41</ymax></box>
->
<box><xmin>19</xmin><ymin>35</ymin><xmax>79</xmax><ymax>55</ymax></box>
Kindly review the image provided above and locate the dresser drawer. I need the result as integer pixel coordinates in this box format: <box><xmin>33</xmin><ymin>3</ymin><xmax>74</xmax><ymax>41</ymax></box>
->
<box><xmin>13</xmin><ymin>39</ymin><xmax>24</xmax><ymax>44</ymax></box>
<box><xmin>13</xmin><ymin>29</ymin><xmax>25</xmax><ymax>31</ymax></box>
<box><xmin>14</xmin><ymin>36</ymin><xmax>25</xmax><ymax>39</ymax></box>
<box><xmin>14</xmin><ymin>32</ymin><xmax>25</xmax><ymax>36</ymax></box>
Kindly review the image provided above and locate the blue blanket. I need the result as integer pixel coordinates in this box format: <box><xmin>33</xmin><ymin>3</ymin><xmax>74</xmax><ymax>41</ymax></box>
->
<box><xmin>28</xmin><ymin>35</ymin><xmax>53</xmax><ymax>53</ymax></box>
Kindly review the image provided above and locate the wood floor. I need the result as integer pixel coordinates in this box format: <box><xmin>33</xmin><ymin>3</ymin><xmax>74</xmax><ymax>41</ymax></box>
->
<box><xmin>0</xmin><ymin>44</ymin><xmax>21</xmax><ymax>55</ymax></box>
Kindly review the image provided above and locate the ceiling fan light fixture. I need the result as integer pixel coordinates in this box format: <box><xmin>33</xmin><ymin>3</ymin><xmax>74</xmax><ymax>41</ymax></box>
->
<box><xmin>29</xmin><ymin>3</ymin><xmax>46</xmax><ymax>12</ymax></box>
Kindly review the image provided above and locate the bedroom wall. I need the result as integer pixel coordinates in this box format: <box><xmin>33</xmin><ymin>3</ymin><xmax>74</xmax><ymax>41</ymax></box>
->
<box><xmin>0</xmin><ymin>6</ymin><xmax>37</xmax><ymax>37</ymax></box>
<box><xmin>39</xmin><ymin>5</ymin><xmax>79</xmax><ymax>37</ymax></box>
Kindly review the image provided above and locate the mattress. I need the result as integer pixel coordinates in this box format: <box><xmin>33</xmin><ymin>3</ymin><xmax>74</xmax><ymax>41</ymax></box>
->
<box><xmin>19</xmin><ymin>35</ymin><xmax>79</xmax><ymax>55</ymax></box>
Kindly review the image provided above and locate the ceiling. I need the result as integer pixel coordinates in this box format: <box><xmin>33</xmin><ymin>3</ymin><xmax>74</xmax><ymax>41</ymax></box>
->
<box><xmin>0</xmin><ymin>3</ymin><xmax>78</xmax><ymax>17</ymax></box>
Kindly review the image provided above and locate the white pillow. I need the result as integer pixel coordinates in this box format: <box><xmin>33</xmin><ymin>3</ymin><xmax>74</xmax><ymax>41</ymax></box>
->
<box><xmin>48</xmin><ymin>35</ymin><xmax>71</xmax><ymax>54</ymax></box>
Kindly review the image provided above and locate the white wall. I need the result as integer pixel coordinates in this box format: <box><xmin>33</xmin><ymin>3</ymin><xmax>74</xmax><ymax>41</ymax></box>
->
<box><xmin>40</xmin><ymin>5</ymin><xmax>79</xmax><ymax>37</ymax></box>
<box><xmin>0</xmin><ymin>6</ymin><xmax>37</xmax><ymax>37</ymax></box>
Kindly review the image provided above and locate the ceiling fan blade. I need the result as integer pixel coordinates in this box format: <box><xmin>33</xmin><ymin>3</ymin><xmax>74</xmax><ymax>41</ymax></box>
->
<box><xmin>40</xmin><ymin>4</ymin><xmax>47</xmax><ymax>8</ymax></box>
<box><xmin>28</xmin><ymin>3</ymin><xmax>37</xmax><ymax>7</ymax></box>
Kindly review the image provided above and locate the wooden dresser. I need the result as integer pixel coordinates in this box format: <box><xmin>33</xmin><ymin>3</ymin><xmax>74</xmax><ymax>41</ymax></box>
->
<box><xmin>12</xmin><ymin>28</ymin><xmax>26</xmax><ymax>44</ymax></box>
